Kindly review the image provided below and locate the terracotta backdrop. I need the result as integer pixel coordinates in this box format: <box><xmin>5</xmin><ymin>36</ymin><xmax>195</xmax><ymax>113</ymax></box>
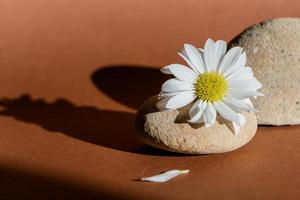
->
<box><xmin>0</xmin><ymin>0</ymin><xmax>299</xmax><ymax>199</ymax></box>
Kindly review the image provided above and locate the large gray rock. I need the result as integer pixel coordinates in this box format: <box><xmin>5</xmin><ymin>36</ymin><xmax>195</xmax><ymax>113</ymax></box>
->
<box><xmin>136</xmin><ymin>96</ymin><xmax>257</xmax><ymax>154</ymax></box>
<box><xmin>230</xmin><ymin>18</ymin><xmax>300</xmax><ymax>125</ymax></box>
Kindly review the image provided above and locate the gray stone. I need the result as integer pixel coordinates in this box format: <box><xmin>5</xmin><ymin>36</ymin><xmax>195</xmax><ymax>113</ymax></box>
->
<box><xmin>136</xmin><ymin>96</ymin><xmax>257</xmax><ymax>154</ymax></box>
<box><xmin>230</xmin><ymin>18</ymin><xmax>300</xmax><ymax>125</ymax></box>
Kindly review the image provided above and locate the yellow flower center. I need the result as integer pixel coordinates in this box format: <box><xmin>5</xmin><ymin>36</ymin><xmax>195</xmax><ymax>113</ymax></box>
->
<box><xmin>194</xmin><ymin>72</ymin><xmax>228</xmax><ymax>102</ymax></box>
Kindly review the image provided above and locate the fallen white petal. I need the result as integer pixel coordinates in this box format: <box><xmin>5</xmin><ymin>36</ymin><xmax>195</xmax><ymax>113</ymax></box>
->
<box><xmin>141</xmin><ymin>170</ymin><xmax>190</xmax><ymax>182</ymax></box>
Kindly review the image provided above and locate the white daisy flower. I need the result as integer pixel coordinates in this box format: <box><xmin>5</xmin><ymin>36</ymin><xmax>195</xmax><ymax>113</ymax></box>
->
<box><xmin>157</xmin><ymin>39</ymin><xmax>263</xmax><ymax>135</ymax></box>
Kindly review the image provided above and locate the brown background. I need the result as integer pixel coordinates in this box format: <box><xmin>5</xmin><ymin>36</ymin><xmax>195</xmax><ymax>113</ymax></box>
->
<box><xmin>0</xmin><ymin>0</ymin><xmax>299</xmax><ymax>199</ymax></box>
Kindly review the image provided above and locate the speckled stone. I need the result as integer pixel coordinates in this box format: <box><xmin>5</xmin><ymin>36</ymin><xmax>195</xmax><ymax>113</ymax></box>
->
<box><xmin>230</xmin><ymin>18</ymin><xmax>300</xmax><ymax>125</ymax></box>
<box><xmin>135</xmin><ymin>96</ymin><xmax>257</xmax><ymax>154</ymax></box>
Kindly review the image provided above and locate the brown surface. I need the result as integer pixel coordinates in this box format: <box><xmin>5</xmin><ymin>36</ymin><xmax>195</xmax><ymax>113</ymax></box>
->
<box><xmin>0</xmin><ymin>0</ymin><xmax>299</xmax><ymax>199</ymax></box>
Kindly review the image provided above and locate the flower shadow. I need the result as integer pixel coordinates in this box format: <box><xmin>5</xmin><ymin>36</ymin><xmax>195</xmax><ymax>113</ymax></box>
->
<box><xmin>92</xmin><ymin>65</ymin><xmax>241</xmax><ymax>133</ymax></box>
<box><xmin>91</xmin><ymin>65</ymin><xmax>169</xmax><ymax>110</ymax></box>
<box><xmin>92</xmin><ymin>65</ymin><xmax>239</xmax><ymax>134</ymax></box>
<box><xmin>0</xmin><ymin>94</ymin><xmax>186</xmax><ymax>156</ymax></box>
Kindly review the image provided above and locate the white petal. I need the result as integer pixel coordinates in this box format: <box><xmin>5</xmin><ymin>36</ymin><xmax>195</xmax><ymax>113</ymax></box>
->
<box><xmin>162</xmin><ymin>78</ymin><xmax>194</xmax><ymax>92</ymax></box>
<box><xmin>204</xmin><ymin>39</ymin><xmax>227</xmax><ymax>72</ymax></box>
<box><xmin>226</xmin><ymin>66</ymin><xmax>254</xmax><ymax>81</ymax></box>
<box><xmin>189</xmin><ymin>113</ymin><xmax>205</xmax><ymax>124</ymax></box>
<box><xmin>223</xmin><ymin>96</ymin><xmax>254</xmax><ymax>113</ymax></box>
<box><xmin>160</xmin><ymin>66</ymin><xmax>173</xmax><ymax>74</ymax></box>
<box><xmin>218</xmin><ymin>46</ymin><xmax>243</xmax><ymax>73</ymax></box>
<box><xmin>228</xmin><ymin>78</ymin><xmax>262</xmax><ymax>92</ymax></box>
<box><xmin>232</xmin><ymin>114</ymin><xmax>246</xmax><ymax>135</ymax></box>
<box><xmin>189</xmin><ymin>100</ymin><xmax>202</xmax><ymax>118</ymax></box>
<box><xmin>141</xmin><ymin>170</ymin><xmax>189</xmax><ymax>183</ymax></box>
<box><xmin>232</xmin><ymin>122</ymin><xmax>240</xmax><ymax>135</ymax></box>
<box><xmin>243</xmin><ymin>98</ymin><xmax>254</xmax><ymax>109</ymax></box>
<box><xmin>203</xmin><ymin>39</ymin><xmax>215</xmax><ymax>72</ymax></box>
<box><xmin>228</xmin><ymin>90</ymin><xmax>264</xmax><ymax>100</ymax></box>
<box><xmin>238</xmin><ymin>113</ymin><xmax>246</xmax><ymax>126</ymax></box>
<box><xmin>203</xmin><ymin>103</ymin><xmax>217</xmax><ymax>126</ymax></box>
<box><xmin>182</xmin><ymin>44</ymin><xmax>206</xmax><ymax>74</ymax></box>
<box><xmin>228</xmin><ymin>77</ymin><xmax>262</xmax><ymax>95</ymax></box>
<box><xmin>223</xmin><ymin>52</ymin><xmax>246</xmax><ymax>77</ymax></box>
<box><xmin>158</xmin><ymin>91</ymin><xmax>181</xmax><ymax>100</ymax></box>
<box><xmin>214</xmin><ymin>101</ymin><xmax>240</xmax><ymax>125</ymax></box>
<box><xmin>158</xmin><ymin>91</ymin><xmax>198</xmax><ymax>110</ymax></box>
<box><xmin>161</xmin><ymin>64</ymin><xmax>197</xmax><ymax>83</ymax></box>
<box><xmin>165</xmin><ymin>91</ymin><xmax>196</xmax><ymax>109</ymax></box>
<box><xmin>156</xmin><ymin>96</ymin><xmax>173</xmax><ymax>110</ymax></box>
<box><xmin>188</xmin><ymin>101</ymin><xmax>207</xmax><ymax>123</ymax></box>
<box><xmin>213</xmin><ymin>40</ymin><xmax>227</xmax><ymax>71</ymax></box>
<box><xmin>178</xmin><ymin>49</ymin><xmax>198</xmax><ymax>74</ymax></box>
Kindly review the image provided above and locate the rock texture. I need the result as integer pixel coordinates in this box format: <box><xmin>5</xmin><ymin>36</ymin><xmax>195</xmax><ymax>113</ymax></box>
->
<box><xmin>230</xmin><ymin>18</ymin><xmax>300</xmax><ymax>125</ymax></box>
<box><xmin>136</xmin><ymin>96</ymin><xmax>257</xmax><ymax>154</ymax></box>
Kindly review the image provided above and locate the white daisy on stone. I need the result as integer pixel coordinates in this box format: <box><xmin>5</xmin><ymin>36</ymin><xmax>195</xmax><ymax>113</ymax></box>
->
<box><xmin>157</xmin><ymin>39</ymin><xmax>263</xmax><ymax>135</ymax></box>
